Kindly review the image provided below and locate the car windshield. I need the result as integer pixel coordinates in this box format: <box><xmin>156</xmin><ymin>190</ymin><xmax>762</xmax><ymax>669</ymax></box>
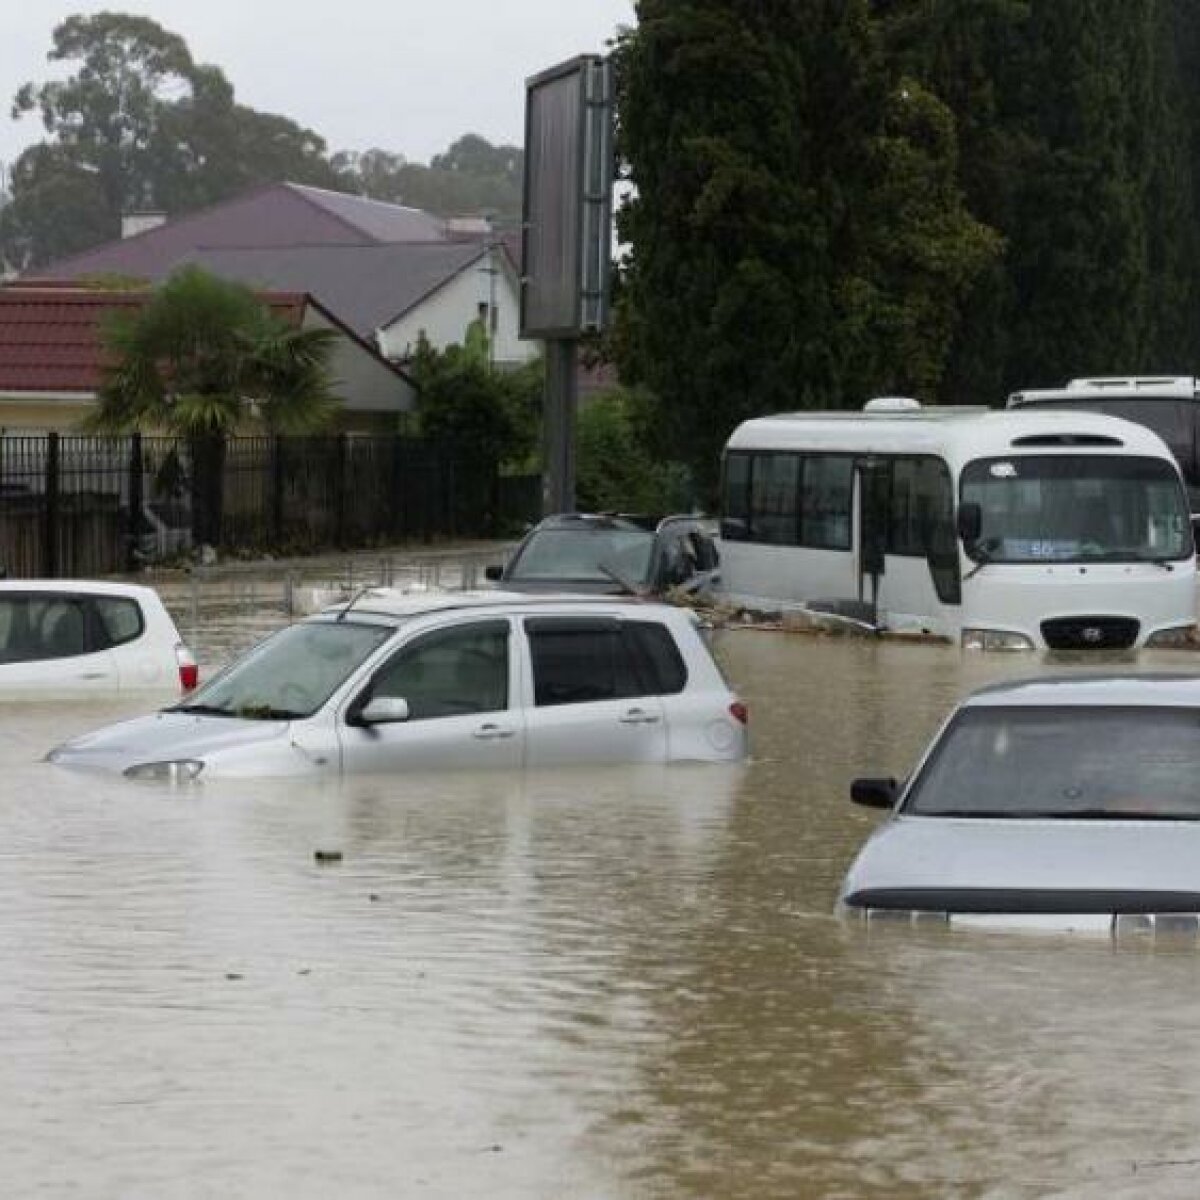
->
<box><xmin>961</xmin><ymin>454</ymin><xmax>1190</xmax><ymax>562</ymax></box>
<box><xmin>509</xmin><ymin>528</ymin><xmax>655</xmax><ymax>583</ymax></box>
<box><xmin>170</xmin><ymin>619</ymin><xmax>394</xmax><ymax>720</ymax></box>
<box><xmin>906</xmin><ymin>706</ymin><xmax>1200</xmax><ymax>820</ymax></box>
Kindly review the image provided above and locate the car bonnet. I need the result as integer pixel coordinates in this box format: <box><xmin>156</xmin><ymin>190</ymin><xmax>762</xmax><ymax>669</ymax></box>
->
<box><xmin>840</xmin><ymin>815</ymin><xmax>1200</xmax><ymax>913</ymax></box>
<box><xmin>49</xmin><ymin>710</ymin><xmax>292</xmax><ymax>768</ymax></box>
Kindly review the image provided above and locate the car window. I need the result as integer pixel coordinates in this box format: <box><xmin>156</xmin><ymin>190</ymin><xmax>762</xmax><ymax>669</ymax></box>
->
<box><xmin>906</xmin><ymin>705</ymin><xmax>1200</xmax><ymax>819</ymax></box>
<box><xmin>370</xmin><ymin>620</ymin><xmax>509</xmax><ymax>720</ymax></box>
<box><xmin>510</xmin><ymin>528</ymin><xmax>655</xmax><ymax>583</ymax></box>
<box><xmin>179</xmin><ymin>619</ymin><xmax>394</xmax><ymax>718</ymax></box>
<box><xmin>626</xmin><ymin>620</ymin><xmax>688</xmax><ymax>694</ymax></box>
<box><xmin>93</xmin><ymin>597</ymin><xmax>145</xmax><ymax>649</ymax></box>
<box><xmin>525</xmin><ymin>616</ymin><xmax>685</xmax><ymax>706</ymax></box>
<box><xmin>0</xmin><ymin>596</ymin><xmax>88</xmax><ymax>663</ymax></box>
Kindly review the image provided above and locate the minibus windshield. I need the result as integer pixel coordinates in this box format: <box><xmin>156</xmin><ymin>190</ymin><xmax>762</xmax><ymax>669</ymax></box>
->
<box><xmin>960</xmin><ymin>455</ymin><xmax>1190</xmax><ymax>563</ymax></box>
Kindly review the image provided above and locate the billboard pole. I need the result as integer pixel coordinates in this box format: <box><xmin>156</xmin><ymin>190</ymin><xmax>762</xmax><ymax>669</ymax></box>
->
<box><xmin>520</xmin><ymin>55</ymin><xmax>614</xmax><ymax>516</ymax></box>
<box><xmin>543</xmin><ymin>341</ymin><xmax>578</xmax><ymax>513</ymax></box>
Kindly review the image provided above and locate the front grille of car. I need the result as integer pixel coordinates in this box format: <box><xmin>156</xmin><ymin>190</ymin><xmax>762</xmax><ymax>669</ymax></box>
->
<box><xmin>1040</xmin><ymin>615</ymin><xmax>1140</xmax><ymax>650</ymax></box>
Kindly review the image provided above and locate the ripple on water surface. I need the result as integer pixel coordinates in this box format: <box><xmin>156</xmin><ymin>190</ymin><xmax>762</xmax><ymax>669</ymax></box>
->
<box><xmin>2</xmin><ymin>630</ymin><xmax>1200</xmax><ymax>1197</ymax></box>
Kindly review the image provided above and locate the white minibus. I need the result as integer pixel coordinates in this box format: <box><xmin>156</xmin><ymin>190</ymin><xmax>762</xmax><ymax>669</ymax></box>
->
<box><xmin>718</xmin><ymin>400</ymin><xmax>1196</xmax><ymax>650</ymax></box>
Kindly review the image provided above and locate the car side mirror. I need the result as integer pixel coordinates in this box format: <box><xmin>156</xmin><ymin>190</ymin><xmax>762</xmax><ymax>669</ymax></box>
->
<box><xmin>956</xmin><ymin>502</ymin><xmax>982</xmax><ymax>546</ymax></box>
<box><xmin>850</xmin><ymin>776</ymin><xmax>899</xmax><ymax>809</ymax></box>
<box><xmin>357</xmin><ymin>696</ymin><xmax>410</xmax><ymax>725</ymax></box>
<box><xmin>484</xmin><ymin>564</ymin><xmax>503</xmax><ymax>582</ymax></box>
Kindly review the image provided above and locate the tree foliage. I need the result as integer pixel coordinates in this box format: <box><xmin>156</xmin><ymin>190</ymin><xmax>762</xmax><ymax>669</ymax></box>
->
<box><xmin>331</xmin><ymin>134</ymin><xmax>523</xmax><ymax>224</ymax></box>
<box><xmin>576</xmin><ymin>388</ymin><xmax>692</xmax><ymax>514</ymax></box>
<box><xmin>2</xmin><ymin>12</ymin><xmax>341</xmax><ymax>270</ymax></box>
<box><xmin>1</xmin><ymin>14</ymin><xmax>527</xmax><ymax>272</ymax></box>
<box><xmin>408</xmin><ymin>329</ymin><xmax>541</xmax><ymax>469</ymax></box>
<box><xmin>880</xmin><ymin>0</ymin><xmax>1200</xmax><ymax>396</ymax></box>
<box><xmin>94</xmin><ymin>266</ymin><xmax>338</xmax><ymax>436</ymax></box>
<box><xmin>614</xmin><ymin>0</ymin><xmax>998</xmax><ymax>495</ymax></box>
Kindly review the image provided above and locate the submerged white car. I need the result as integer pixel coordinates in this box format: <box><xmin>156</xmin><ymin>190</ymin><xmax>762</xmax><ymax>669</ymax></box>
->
<box><xmin>839</xmin><ymin>675</ymin><xmax>1200</xmax><ymax>937</ymax></box>
<box><xmin>0</xmin><ymin>580</ymin><xmax>197</xmax><ymax>696</ymax></box>
<box><xmin>48</xmin><ymin>590</ymin><xmax>748</xmax><ymax>780</ymax></box>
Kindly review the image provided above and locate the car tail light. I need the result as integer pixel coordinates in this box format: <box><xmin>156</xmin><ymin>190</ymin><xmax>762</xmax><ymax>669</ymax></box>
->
<box><xmin>729</xmin><ymin>701</ymin><xmax>748</xmax><ymax>725</ymax></box>
<box><xmin>176</xmin><ymin>643</ymin><xmax>199</xmax><ymax>692</ymax></box>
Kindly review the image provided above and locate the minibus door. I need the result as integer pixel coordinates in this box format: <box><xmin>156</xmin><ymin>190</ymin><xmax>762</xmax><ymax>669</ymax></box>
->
<box><xmin>856</xmin><ymin>459</ymin><xmax>890</xmax><ymax>620</ymax></box>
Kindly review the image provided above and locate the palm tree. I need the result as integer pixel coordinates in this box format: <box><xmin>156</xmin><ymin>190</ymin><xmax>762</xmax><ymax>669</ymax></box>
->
<box><xmin>94</xmin><ymin>266</ymin><xmax>338</xmax><ymax>436</ymax></box>
<box><xmin>93</xmin><ymin>266</ymin><xmax>338</xmax><ymax>545</ymax></box>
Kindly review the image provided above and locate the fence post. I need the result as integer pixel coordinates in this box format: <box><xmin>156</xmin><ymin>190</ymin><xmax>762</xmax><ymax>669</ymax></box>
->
<box><xmin>390</xmin><ymin>434</ymin><xmax>405</xmax><ymax>542</ymax></box>
<box><xmin>126</xmin><ymin>433</ymin><xmax>143</xmax><ymax>574</ymax></box>
<box><xmin>334</xmin><ymin>433</ymin><xmax>348</xmax><ymax>548</ymax></box>
<box><xmin>271</xmin><ymin>435</ymin><xmax>285</xmax><ymax>547</ymax></box>
<box><xmin>43</xmin><ymin>432</ymin><xmax>59</xmax><ymax>578</ymax></box>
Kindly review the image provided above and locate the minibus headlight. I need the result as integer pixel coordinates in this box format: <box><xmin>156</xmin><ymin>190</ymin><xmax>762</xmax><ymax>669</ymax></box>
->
<box><xmin>123</xmin><ymin>759</ymin><xmax>205</xmax><ymax>783</ymax></box>
<box><xmin>1146</xmin><ymin>624</ymin><xmax>1198</xmax><ymax>649</ymax></box>
<box><xmin>961</xmin><ymin>627</ymin><xmax>1035</xmax><ymax>652</ymax></box>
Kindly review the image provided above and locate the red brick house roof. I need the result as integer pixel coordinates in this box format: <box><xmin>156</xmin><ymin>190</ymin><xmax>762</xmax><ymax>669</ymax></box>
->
<box><xmin>0</xmin><ymin>287</ymin><xmax>307</xmax><ymax>395</ymax></box>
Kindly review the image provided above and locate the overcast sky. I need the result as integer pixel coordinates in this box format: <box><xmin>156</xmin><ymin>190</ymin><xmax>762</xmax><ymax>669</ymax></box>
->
<box><xmin>0</xmin><ymin>1</ymin><xmax>635</xmax><ymax>169</ymax></box>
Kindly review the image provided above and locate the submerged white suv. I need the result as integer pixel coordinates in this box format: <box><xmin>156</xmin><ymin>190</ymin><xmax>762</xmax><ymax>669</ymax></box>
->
<box><xmin>49</xmin><ymin>590</ymin><xmax>748</xmax><ymax>779</ymax></box>
<box><xmin>0</xmin><ymin>581</ymin><xmax>197</xmax><ymax>697</ymax></box>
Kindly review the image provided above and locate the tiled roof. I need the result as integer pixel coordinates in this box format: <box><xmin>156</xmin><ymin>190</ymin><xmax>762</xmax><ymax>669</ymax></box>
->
<box><xmin>0</xmin><ymin>287</ymin><xmax>307</xmax><ymax>394</ymax></box>
<box><xmin>26</xmin><ymin>182</ymin><xmax>455</xmax><ymax>282</ymax></box>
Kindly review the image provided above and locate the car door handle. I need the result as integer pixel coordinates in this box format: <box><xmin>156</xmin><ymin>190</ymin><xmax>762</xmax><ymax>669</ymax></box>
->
<box><xmin>77</xmin><ymin>672</ymin><xmax>108</xmax><ymax>680</ymax></box>
<box><xmin>619</xmin><ymin>708</ymin><xmax>661</xmax><ymax>725</ymax></box>
<box><xmin>473</xmin><ymin>723</ymin><xmax>517</xmax><ymax>740</ymax></box>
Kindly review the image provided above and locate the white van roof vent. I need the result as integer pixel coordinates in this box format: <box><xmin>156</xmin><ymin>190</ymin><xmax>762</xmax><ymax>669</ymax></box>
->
<box><xmin>863</xmin><ymin>396</ymin><xmax>921</xmax><ymax>413</ymax></box>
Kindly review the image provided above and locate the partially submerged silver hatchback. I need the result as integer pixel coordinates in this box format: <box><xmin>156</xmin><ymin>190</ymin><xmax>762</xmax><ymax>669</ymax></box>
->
<box><xmin>839</xmin><ymin>675</ymin><xmax>1200</xmax><ymax>937</ymax></box>
<box><xmin>48</xmin><ymin>590</ymin><xmax>747</xmax><ymax>780</ymax></box>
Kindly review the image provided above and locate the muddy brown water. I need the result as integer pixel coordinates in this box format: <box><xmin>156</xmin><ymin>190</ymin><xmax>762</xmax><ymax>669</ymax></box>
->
<box><xmin>5</xmin><ymin>602</ymin><xmax>1200</xmax><ymax>1198</ymax></box>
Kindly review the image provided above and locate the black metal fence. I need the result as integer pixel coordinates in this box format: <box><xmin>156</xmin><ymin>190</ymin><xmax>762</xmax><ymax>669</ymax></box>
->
<box><xmin>0</xmin><ymin>433</ymin><xmax>541</xmax><ymax>578</ymax></box>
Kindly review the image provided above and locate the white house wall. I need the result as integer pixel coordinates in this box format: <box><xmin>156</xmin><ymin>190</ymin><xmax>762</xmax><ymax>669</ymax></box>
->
<box><xmin>378</xmin><ymin>257</ymin><xmax>539</xmax><ymax>367</ymax></box>
<box><xmin>304</xmin><ymin>310</ymin><xmax>415</xmax><ymax>413</ymax></box>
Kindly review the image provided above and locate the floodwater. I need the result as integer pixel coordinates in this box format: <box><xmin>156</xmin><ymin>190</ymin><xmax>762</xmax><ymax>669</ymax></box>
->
<box><xmin>5</xmin><ymin>599</ymin><xmax>1200</xmax><ymax>1198</ymax></box>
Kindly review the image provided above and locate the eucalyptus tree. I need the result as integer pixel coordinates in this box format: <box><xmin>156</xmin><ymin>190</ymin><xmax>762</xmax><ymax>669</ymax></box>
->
<box><xmin>3</xmin><ymin>13</ymin><xmax>340</xmax><ymax>267</ymax></box>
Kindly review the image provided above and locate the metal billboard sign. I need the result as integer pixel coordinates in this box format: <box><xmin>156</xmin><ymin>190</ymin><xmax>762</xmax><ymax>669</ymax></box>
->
<box><xmin>520</xmin><ymin>55</ymin><xmax>614</xmax><ymax>339</ymax></box>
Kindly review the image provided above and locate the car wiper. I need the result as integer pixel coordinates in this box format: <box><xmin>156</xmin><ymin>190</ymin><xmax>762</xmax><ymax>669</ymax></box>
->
<box><xmin>167</xmin><ymin>702</ymin><xmax>238</xmax><ymax>717</ymax></box>
<box><xmin>235</xmin><ymin>705</ymin><xmax>305</xmax><ymax>720</ymax></box>
<box><xmin>597</xmin><ymin>559</ymin><xmax>649</xmax><ymax>596</ymax></box>
<box><xmin>962</xmin><ymin>538</ymin><xmax>999</xmax><ymax>582</ymax></box>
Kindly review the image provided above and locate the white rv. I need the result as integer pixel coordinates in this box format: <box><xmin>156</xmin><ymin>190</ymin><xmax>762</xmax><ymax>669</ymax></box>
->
<box><xmin>718</xmin><ymin>400</ymin><xmax>1196</xmax><ymax>650</ymax></box>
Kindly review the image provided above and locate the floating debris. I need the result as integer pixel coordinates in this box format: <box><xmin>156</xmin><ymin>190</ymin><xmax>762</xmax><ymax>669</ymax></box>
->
<box><xmin>313</xmin><ymin>849</ymin><xmax>343</xmax><ymax>865</ymax></box>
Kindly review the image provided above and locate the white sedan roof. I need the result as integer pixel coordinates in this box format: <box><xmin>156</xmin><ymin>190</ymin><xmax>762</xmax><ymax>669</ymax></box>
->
<box><xmin>966</xmin><ymin>673</ymin><xmax>1200</xmax><ymax>709</ymax></box>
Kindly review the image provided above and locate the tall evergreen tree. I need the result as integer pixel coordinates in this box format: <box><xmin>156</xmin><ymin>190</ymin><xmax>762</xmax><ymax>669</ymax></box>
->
<box><xmin>614</xmin><ymin>0</ymin><xmax>996</xmax><ymax>493</ymax></box>
<box><xmin>883</xmin><ymin>0</ymin><xmax>1200</xmax><ymax>395</ymax></box>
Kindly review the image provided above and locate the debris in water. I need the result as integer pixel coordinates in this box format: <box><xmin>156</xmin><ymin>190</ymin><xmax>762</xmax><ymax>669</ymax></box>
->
<box><xmin>314</xmin><ymin>849</ymin><xmax>343</xmax><ymax>865</ymax></box>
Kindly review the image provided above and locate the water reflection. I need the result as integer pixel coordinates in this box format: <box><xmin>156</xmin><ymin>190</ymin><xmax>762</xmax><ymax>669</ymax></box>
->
<box><xmin>4</xmin><ymin>622</ymin><xmax>1200</xmax><ymax>1196</ymax></box>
